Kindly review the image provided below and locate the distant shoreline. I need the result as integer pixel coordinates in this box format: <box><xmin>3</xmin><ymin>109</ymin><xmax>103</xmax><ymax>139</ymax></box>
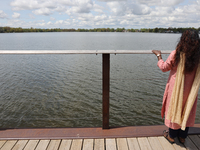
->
<box><xmin>0</xmin><ymin>27</ymin><xmax>199</xmax><ymax>34</ymax></box>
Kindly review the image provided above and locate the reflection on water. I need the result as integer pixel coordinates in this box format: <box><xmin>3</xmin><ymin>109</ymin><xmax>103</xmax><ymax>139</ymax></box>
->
<box><xmin>0</xmin><ymin>32</ymin><xmax>199</xmax><ymax>128</ymax></box>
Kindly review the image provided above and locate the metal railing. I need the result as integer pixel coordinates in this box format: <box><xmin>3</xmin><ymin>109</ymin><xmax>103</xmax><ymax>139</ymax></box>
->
<box><xmin>0</xmin><ymin>50</ymin><xmax>172</xmax><ymax>129</ymax></box>
<box><xmin>0</xmin><ymin>50</ymin><xmax>172</xmax><ymax>54</ymax></box>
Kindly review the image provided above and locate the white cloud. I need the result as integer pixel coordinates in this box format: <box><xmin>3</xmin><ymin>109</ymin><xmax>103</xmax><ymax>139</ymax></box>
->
<box><xmin>41</xmin><ymin>1</ymin><xmax>57</xmax><ymax>9</ymax></box>
<box><xmin>76</xmin><ymin>2</ymin><xmax>93</xmax><ymax>13</ymax></box>
<box><xmin>129</xmin><ymin>3</ymin><xmax>151</xmax><ymax>15</ymax></box>
<box><xmin>55</xmin><ymin>5</ymin><xmax>67</xmax><ymax>12</ymax></box>
<box><xmin>77</xmin><ymin>13</ymin><xmax>94</xmax><ymax>21</ymax></box>
<box><xmin>0</xmin><ymin>0</ymin><xmax>198</xmax><ymax>29</ymax></box>
<box><xmin>137</xmin><ymin>0</ymin><xmax>184</xmax><ymax>6</ymax></box>
<box><xmin>54</xmin><ymin>20</ymin><xmax>71</xmax><ymax>27</ymax></box>
<box><xmin>10</xmin><ymin>0</ymin><xmax>102</xmax><ymax>17</ymax></box>
<box><xmin>150</xmin><ymin>7</ymin><xmax>175</xmax><ymax>16</ymax></box>
<box><xmin>93</xmin><ymin>3</ymin><xmax>104</xmax><ymax>13</ymax></box>
<box><xmin>55</xmin><ymin>20</ymin><xmax>64</xmax><ymax>24</ymax></box>
<box><xmin>47</xmin><ymin>21</ymin><xmax>53</xmax><ymax>25</ymax></box>
<box><xmin>57</xmin><ymin>0</ymin><xmax>75</xmax><ymax>6</ymax></box>
<box><xmin>36</xmin><ymin>22</ymin><xmax>45</xmax><ymax>26</ymax></box>
<box><xmin>1</xmin><ymin>19</ymin><xmax>26</xmax><ymax>28</ymax></box>
<box><xmin>98</xmin><ymin>0</ymin><xmax>126</xmax><ymax>1</ymax></box>
<box><xmin>11</xmin><ymin>0</ymin><xmax>40</xmax><ymax>10</ymax></box>
<box><xmin>137</xmin><ymin>0</ymin><xmax>160</xmax><ymax>5</ymax></box>
<box><xmin>0</xmin><ymin>10</ymin><xmax>7</xmax><ymax>19</ymax></box>
<box><xmin>33</xmin><ymin>8</ymin><xmax>52</xmax><ymax>16</ymax></box>
<box><xmin>107</xmin><ymin>1</ymin><xmax>151</xmax><ymax>16</ymax></box>
<box><xmin>64</xmin><ymin>0</ymin><xmax>95</xmax><ymax>14</ymax></box>
<box><xmin>178</xmin><ymin>4</ymin><xmax>199</xmax><ymax>14</ymax></box>
<box><xmin>94</xmin><ymin>14</ymin><xmax>107</xmax><ymax>21</ymax></box>
<box><xmin>10</xmin><ymin>0</ymin><xmax>58</xmax><ymax>16</ymax></box>
<box><xmin>160</xmin><ymin>0</ymin><xmax>185</xmax><ymax>6</ymax></box>
<box><xmin>12</xmin><ymin>12</ymin><xmax>20</xmax><ymax>18</ymax></box>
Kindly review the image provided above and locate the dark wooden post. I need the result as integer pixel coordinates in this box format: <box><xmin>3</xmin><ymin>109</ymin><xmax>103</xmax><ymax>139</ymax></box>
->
<box><xmin>102</xmin><ymin>54</ymin><xmax>110</xmax><ymax>129</ymax></box>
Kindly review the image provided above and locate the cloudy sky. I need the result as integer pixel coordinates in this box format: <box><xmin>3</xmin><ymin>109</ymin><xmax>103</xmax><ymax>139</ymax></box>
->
<box><xmin>0</xmin><ymin>0</ymin><xmax>200</xmax><ymax>29</ymax></box>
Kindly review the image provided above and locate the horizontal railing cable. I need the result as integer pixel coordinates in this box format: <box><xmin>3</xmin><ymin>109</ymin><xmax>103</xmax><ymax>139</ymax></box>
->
<box><xmin>0</xmin><ymin>50</ymin><xmax>172</xmax><ymax>54</ymax></box>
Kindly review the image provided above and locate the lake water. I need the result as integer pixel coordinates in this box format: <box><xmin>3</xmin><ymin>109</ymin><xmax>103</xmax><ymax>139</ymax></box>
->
<box><xmin>0</xmin><ymin>32</ymin><xmax>199</xmax><ymax>128</ymax></box>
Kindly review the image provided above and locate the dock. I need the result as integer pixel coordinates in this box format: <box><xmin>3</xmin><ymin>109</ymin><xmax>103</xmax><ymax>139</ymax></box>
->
<box><xmin>1</xmin><ymin>136</ymin><xmax>200</xmax><ymax>150</ymax></box>
<box><xmin>0</xmin><ymin>124</ymin><xmax>200</xmax><ymax>150</ymax></box>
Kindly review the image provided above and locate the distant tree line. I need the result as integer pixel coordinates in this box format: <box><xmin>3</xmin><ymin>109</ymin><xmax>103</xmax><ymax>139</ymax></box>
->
<box><xmin>0</xmin><ymin>26</ymin><xmax>200</xmax><ymax>33</ymax></box>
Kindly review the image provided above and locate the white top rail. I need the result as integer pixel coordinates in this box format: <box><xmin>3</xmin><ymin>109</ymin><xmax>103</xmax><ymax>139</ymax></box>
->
<box><xmin>0</xmin><ymin>50</ymin><xmax>173</xmax><ymax>54</ymax></box>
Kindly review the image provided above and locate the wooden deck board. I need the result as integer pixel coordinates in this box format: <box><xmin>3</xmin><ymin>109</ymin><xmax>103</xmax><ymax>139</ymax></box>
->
<box><xmin>173</xmin><ymin>138</ymin><xmax>186</xmax><ymax>150</ymax></box>
<box><xmin>12</xmin><ymin>140</ymin><xmax>28</xmax><ymax>150</ymax></box>
<box><xmin>70</xmin><ymin>139</ymin><xmax>83</xmax><ymax>150</ymax></box>
<box><xmin>0</xmin><ymin>140</ymin><xmax>6</xmax><ymax>149</ymax></box>
<box><xmin>59</xmin><ymin>139</ymin><xmax>72</xmax><ymax>150</ymax></box>
<box><xmin>138</xmin><ymin>137</ymin><xmax>152</xmax><ymax>150</ymax></box>
<box><xmin>188</xmin><ymin>135</ymin><xmax>200</xmax><ymax>149</ymax></box>
<box><xmin>158</xmin><ymin>136</ymin><xmax>176</xmax><ymax>150</ymax></box>
<box><xmin>127</xmin><ymin>138</ymin><xmax>140</xmax><ymax>150</ymax></box>
<box><xmin>106</xmin><ymin>138</ymin><xmax>117</xmax><ymax>150</ymax></box>
<box><xmin>94</xmin><ymin>139</ymin><xmax>104</xmax><ymax>150</ymax></box>
<box><xmin>148</xmin><ymin>137</ymin><xmax>163</xmax><ymax>150</ymax></box>
<box><xmin>35</xmin><ymin>140</ymin><xmax>50</xmax><ymax>150</ymax></box>
<box><xmin>23</xmin><ymin>140</ymin><xmax>39</xmax><ymax>150</ymax></box>
<box><xmin>47</xmin><ymin>140</ymin><xmax>61</xmax><ymax>150</ymax></box>
<box><xmin>82</xmin><ymin>139</ymin><xmax>94</xmax><ymax>150</ymax></box>
<box><xmin>116</xmin><ymin>138</ymin><xmax>129</xmax><ymax>150</ymax></box>
<box><xmin>184</xmin><ymin>136</ymin><xmax>199</xmax><ymax>150</ymax></box>
<box><xmin>0</xmin><ymin>140</ymin><xmax>17</xmax><ymax>150</ymax></box>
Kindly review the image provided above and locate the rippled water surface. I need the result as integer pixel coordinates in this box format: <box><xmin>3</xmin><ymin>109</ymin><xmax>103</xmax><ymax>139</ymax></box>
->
<box><xmin>0</xmin><ymin>32</ymin><xmax>199</xmax><ymax>128</ymax></box>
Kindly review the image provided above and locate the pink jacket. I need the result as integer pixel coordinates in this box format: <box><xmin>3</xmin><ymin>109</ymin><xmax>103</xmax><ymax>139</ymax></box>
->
<box><xmin>157</xmin><ymin>50</ymin><xmax>197</xmax><ymax>129</ymax></box>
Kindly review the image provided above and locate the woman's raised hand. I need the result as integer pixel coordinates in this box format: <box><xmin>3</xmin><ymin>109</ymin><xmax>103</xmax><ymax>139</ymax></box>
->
<box><xmin>152</xmin><ymin>50</ymin><xmax>161</xmax><ymax>56</ymax></box>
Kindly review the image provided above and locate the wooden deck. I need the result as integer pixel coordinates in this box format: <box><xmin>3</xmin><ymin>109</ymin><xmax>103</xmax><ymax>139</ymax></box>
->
<box><xmin>0</xmin><ymin>124</ymin><xmax>200</xmax><ymax>150</ymax></box>
<box><xmin>0</xmin><ymin>135</ymin><xmax>200</xmax><ymax>150</ymax></box>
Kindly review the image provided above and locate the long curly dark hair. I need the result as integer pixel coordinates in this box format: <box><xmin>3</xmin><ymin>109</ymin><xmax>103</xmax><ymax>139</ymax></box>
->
<box><xmin>174</xmin><ymin>29</ymin><xmax>200</xmax><ymax>73</ymax></box>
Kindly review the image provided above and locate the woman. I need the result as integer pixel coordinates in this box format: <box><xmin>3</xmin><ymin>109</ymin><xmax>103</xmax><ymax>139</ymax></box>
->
<box><xmin>152</xmin><ymin>29</ymin><xmax>200</xmax><ymax>144</ymax></box>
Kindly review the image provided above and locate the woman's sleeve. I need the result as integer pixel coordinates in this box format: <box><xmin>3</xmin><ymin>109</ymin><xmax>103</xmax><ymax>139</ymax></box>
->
<box><xmin>157</xmin><ymin>50</ymin><xmax>176</xmax><ymax>72</ymax></box>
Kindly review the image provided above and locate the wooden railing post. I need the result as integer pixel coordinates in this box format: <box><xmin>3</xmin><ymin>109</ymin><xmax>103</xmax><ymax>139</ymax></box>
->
<box><xmin>102</xmin><ymin>54</ymin><xmax>110</xmax><ymax>129</ymax></box>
